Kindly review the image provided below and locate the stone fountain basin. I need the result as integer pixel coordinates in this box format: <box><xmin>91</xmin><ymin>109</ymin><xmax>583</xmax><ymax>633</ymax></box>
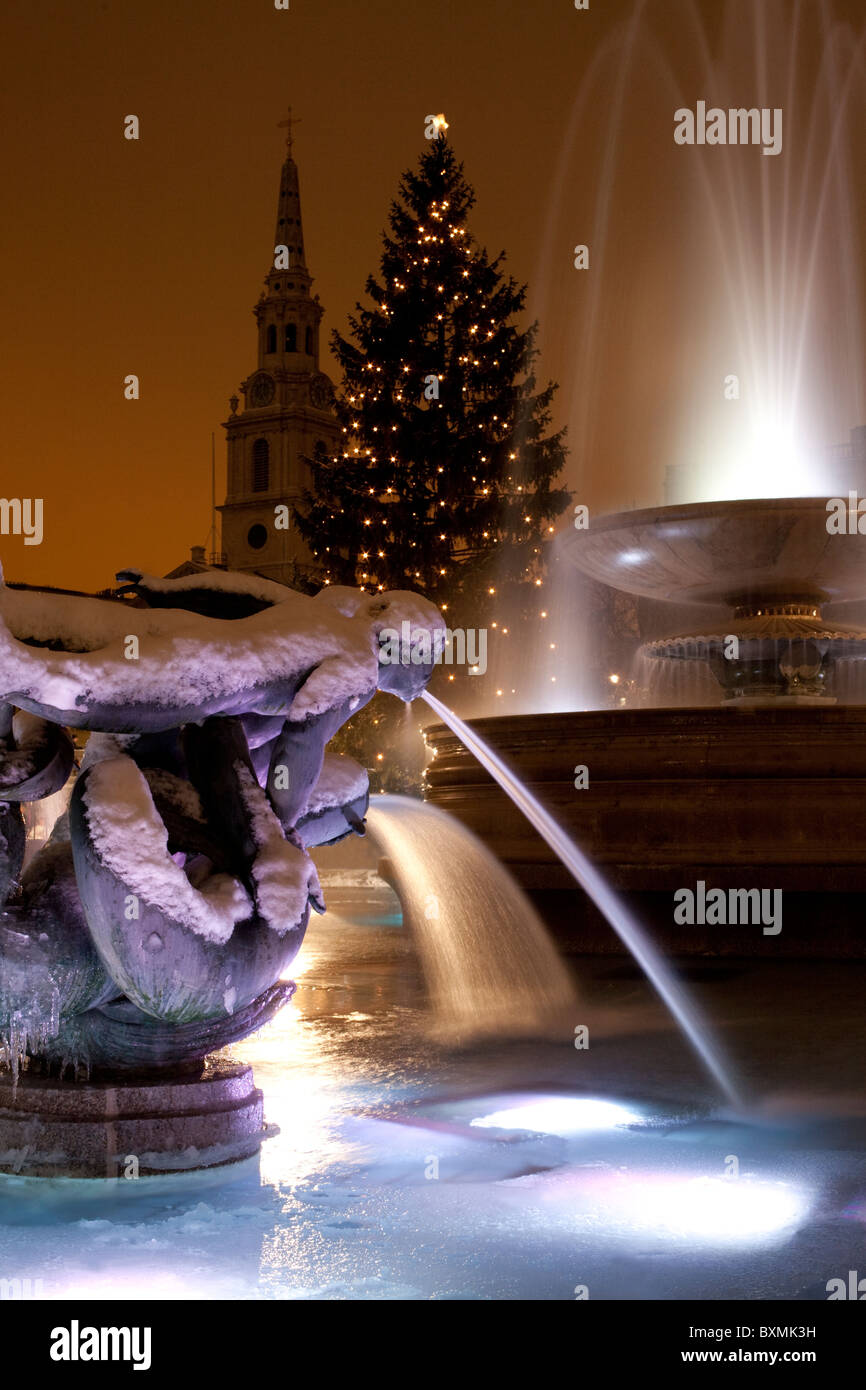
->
<box><xmin>423</xmin><ymin>706</ymin><xmax>866</xmax><ymax>955</ymax></box>
<box><xmin>565</xmin><ymin>497</ymin><xmax>866</xmax><ymax>607</ymax></box>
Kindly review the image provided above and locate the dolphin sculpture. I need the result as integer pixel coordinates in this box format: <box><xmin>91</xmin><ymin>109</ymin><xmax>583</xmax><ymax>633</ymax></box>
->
<box><xmin>0</xmin><ymin>565</ymin><xmax>444</xmax><ymax>1075</ymax></box>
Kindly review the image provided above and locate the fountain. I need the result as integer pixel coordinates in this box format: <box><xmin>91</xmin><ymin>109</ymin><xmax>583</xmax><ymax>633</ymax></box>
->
<box><xmin>420</xmin><ymin>693</ymin><xmax>742</xmax><ymax>1105</ymax></box>
<box><xmin>0</xmin><ymin>566</ymin><xmax>446</xmax><ymax>1175</ymax></box>
<box><xmin>568</xmin><ymin>497</ymin><xmax>866</xmax><ymax>704</ymax></box>
<box><xmin>424</xmin><ymin>496</ymin><xmax>866</xmax><ymax>955</ymax></box>
<box><xmin>366</xmin><ymin>794</ymin><xmax>577</xmax><ymax>1041</ymax></box>
<box><xmin>0</xmin><ymin>546</ymin><xmax>755</xmax><ymax>1177</ymax></box>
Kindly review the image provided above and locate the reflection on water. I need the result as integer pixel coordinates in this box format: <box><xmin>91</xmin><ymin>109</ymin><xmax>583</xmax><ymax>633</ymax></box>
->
<box><xmin>1</xmin><ymin>906</ymin><xmax>865</xmax><ymax>1300</ymax></box>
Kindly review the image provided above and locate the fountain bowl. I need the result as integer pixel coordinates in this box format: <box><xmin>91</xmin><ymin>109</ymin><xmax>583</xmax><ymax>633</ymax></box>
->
<box><xmin>565</xmin><ymin>497</ymin><xmax>866</xmax><ymax>703</ymax></box>
<box><xmin>563</xmin><ymin>497</ymin><xmax>866</xmax><ymax>607</ymax></box>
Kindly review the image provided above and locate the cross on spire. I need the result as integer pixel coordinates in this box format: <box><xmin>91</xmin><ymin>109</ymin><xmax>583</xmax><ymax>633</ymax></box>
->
<box><xmin>278</xmin><ymin>106</ymin><xmax>301</xmax><ymax>154</ymax></box>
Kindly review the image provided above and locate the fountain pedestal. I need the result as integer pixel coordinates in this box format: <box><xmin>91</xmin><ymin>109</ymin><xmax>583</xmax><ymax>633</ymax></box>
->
<box><xmin>0</xmin><ymin>1060</ymin><xmax>269</xmax><ymax>1179</ymax></box>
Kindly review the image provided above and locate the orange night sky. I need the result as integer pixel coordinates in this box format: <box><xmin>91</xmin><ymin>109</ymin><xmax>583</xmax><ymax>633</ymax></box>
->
<box><xmin>2</xmin><ymin>0</ymin><xmax>866</xmax><ymax>591</ymax></box>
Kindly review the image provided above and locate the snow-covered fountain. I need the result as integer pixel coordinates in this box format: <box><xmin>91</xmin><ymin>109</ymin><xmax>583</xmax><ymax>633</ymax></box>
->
<box><xmin>0</xmin><ymin>566</ymin><xmax>445</xmax><ymax>1175</ymax></box>
<box><xmin>1</xmin><ymin>550</ymin><xmax>759</xmax><ymax>1184</ymax></box>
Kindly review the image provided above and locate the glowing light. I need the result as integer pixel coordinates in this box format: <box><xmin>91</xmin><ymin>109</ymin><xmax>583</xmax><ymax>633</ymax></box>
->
<box><xmin>599</xmin><ymin>1172</ymin><xmax>809</xmax><ymax>1243</ymax></box>
<box><xmin>609</xmin><ymin>673</ymin><xmax>621</xmax><ymax>685</ymax></box>
<box><xmin>697</xmin><ymin>415</ymin><xmax>822</xmax><ymax>503</ymax></box>
<box><xmin>471</xmin><ymin>1095</ymin><xmax>641</xmax><ymax>1135</ymax></box>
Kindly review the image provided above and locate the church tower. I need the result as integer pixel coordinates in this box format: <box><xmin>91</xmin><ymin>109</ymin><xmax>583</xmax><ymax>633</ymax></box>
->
<box><xmin>219</xmin><ymin>111</ymin><xmax>338</xmax><ymax>586</ymax></box>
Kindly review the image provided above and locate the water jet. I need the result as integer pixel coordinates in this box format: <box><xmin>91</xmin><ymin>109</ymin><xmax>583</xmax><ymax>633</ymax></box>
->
<box><xmin>424</xmin><ymin>497</ymin><xmax>866</xmax><ymax>955</ymax></box>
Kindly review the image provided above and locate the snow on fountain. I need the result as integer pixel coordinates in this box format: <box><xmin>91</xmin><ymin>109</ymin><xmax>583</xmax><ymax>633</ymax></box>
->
<box><xmin>0</xmin><ymin>565</ymin><xmax>446</xmax><ymax>1173</ymax></box>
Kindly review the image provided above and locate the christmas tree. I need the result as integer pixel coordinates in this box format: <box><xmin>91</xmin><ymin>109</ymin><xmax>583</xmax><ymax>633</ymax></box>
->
<box><xmin>295</xmin><ymin>124</ymin><xmax>569</xmax><ymax>785</ymax></box>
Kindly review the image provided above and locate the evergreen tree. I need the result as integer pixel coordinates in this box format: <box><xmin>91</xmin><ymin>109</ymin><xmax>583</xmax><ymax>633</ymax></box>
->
<box><xmin>295</xmin><ymin>130</ymin><xmax>569</xmax><ymax>786</ymax></box>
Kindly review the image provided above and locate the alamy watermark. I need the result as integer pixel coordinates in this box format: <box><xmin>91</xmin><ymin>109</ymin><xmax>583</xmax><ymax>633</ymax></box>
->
<box><xmin>674</xmin><ymin>881</ymin><xmax>782</xmax><ymax>935</ymax></box>
<box><xmin>826</xmin><ymin>492</ymin><xmax>866</xmax><ymax>533</ymax></box>
<box><xmin>379</xmin><ymin>621</ymin><xmax>487</xmax><ymax>674</ymax></box>
<box><xmin>1</xmin><ymin>1275</ymin><xmax>44</xmax><ymax>1299</ymax></box>
<box><xmin>0</xmin><ymin>497</ymin><xmax>43</xmax><ymax>545</ymax></box>
<box><xmin>50</xmin><ymin>1321</ymin><xmax>152</xmax><ymax>1370</ymax></box>
<box><xmin>675</xmin><ymin>102</ymin><xmax>783</xmax><ymax>157</ymax></box>
<box><xmin>826</xmin><ymin>1270</ymin><xmax>866</xmax><ymax>1299</ymax></box>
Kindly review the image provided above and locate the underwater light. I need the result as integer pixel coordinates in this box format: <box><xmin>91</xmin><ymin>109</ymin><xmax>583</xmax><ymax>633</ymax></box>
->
<box><xmin>601</xmin><ymin>1172</ymin><xmax>809</xmax><ymax>1242</ymax></box>
<box><xmin>470</xmin><ymin>1096</ymin><xmax>642</xmax><ymax>1135</ymax></box>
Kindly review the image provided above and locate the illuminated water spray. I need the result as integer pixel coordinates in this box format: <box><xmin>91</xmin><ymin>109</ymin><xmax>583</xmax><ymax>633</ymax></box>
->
<box><xmin>422</xmin><ymin>690</ymin><xmax>742</xmax><ymax>1107</ymax></box>
<box><xmin>366</xmin><ymin>793</ymin><xmax>576</xmax><ymax>1039</ymax></box>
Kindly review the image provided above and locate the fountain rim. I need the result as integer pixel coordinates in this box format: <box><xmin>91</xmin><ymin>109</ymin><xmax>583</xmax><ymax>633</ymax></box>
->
<box><xmin>420</xmin><ymin>702</ymin><xmax>866</xmax><ymax>744</ymax></box>
<box><xmin>565</xmin><ymin>495</ymin><xmax>839</xmax><ymax>539</ymax></box>
<box><xmin>561</xmin><ymin>494</ymin><xmax>866</xmax><ymax>608</ymax></box>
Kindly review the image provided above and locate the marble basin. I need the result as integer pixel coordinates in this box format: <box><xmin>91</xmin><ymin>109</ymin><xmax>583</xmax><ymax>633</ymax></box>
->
<box><xmin>565</xmin><ymin>497</ymin><xmax>866</xmax><ymax>607</ymax></box>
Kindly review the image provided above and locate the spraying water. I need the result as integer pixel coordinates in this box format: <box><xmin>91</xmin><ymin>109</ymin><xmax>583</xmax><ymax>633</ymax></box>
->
<box><xmin>422</xmin><ymin>691</ymin><xmax>742</xmax><ymax>1107</ymax></box>
<box><xmin>366</xmin><ymin>794</ymin><xmax>577</xmax><ymax>1040</ymax></box>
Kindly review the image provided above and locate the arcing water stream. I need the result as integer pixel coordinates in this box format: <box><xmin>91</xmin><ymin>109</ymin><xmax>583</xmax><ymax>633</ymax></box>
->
<box><xmin>421</xmin><ymin>691</ymin><xmax>743</xmax><ymax>1108</ymax></box>
<box><xmin>366</xmin><ymin>795</ymin><xmax>576</xmax><ymax>1039</ymax></box>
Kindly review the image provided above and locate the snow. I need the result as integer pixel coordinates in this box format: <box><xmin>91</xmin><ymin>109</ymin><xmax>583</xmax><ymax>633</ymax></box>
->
<box><xmin>0</xmin><ymin>581</ymin><xmax>447</xmax><ymax>729</ymax></box>
<box><xmin>82</xmin><ymin>744</ymin><xmax>205</xmax><ymax>822</ymax></box>
<box><xmin>0</xmin><ymin>587</ymin><xmax>374</xmax><ymax>726</ymax></box>
<box><xmin>0</xmin><ymin>711</ymin><xmax>47</xmax><ymax>789</ymax></box>
<box><xmin>235</xmin><ymin>762</ymin><xmax>324</xmax><ymax>933</ymax></box>
<box><xmin>80</xmin><ymin>733</ymin><xmax>138</xmax><ymax>768</ymax></box>
<box><xmin>1</xmin><ymin>587</ymin><xmax>153</xmax><ymax>653</ymax></box>
<box><xmin>116</xmin><ymin>567</ymin><xmax>293</xmax><ymax>606</ymax></box>
<box><xmin>82</xmin><ymin>757</ymin><xmax>251</xmax><ymax>945</ymax></box>
<box><xmin>302</xmin><ymin>753</ymin><xmax>368</xmax><ymax>818</ymax></box>
<box><xmin>316</xmin><ymin>585</ymin><xmax>446</xmax><ymax>641</ymax></box>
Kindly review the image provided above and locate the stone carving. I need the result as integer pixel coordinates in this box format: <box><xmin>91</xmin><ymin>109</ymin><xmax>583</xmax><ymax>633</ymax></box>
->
<box><xmin>0</xmin><ymin>566</ymin><xmax>444</xmax><ymax>1081</ymax></box>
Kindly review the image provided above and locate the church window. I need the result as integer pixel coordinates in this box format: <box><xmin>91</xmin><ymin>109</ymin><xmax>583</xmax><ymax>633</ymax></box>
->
<box><xmin>252</xmin><ymin>438</ymin><xmax>270</xmax><ymax>492</ymax></box>
<box><xmin>305</xmin><ymin>326</ymin><xmax>313</xmax><ymax>354</ymax></box>
<box><xmin>266</xmin><ymin>324</ymin><xmax>277</xmax><ymax>354</ymax></box>
<box><xmin>247</xmin><ymin>523</ymin><xmax>268</xmax><ymax>551</ymax></box>
<box><xmin>285</xmin><ymin>324</ymin><xmax>297</xmax><ymax>352</ymax></box>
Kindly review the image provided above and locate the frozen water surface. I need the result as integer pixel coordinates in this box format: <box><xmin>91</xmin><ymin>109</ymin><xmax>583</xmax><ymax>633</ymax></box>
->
<box><xmin>1</xmin><ymin>889</ymin><xmax>864</xmax><ymax>1301</ymax></box>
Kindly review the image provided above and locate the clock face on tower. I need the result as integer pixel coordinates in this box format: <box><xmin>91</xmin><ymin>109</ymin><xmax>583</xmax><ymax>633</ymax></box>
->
<box><xmin>248</xmin><ymin>372</ymin><xmax>275</xmax><ymax>408</ymax></box>
<box><xmin>309</xmin><ymin>374</ymin><xmax>334</xmax><ymax>410</ymax></box>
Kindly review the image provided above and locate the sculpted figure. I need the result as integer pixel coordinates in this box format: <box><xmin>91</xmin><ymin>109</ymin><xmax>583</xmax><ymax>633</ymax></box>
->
<box><xmin>0</xmin><ymin>565</ymin><xmax>443</xmax><ymax>1075</ymax></box>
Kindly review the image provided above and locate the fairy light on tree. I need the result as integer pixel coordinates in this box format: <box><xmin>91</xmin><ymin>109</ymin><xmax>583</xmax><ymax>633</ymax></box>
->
<box><xmin>295</xmin><ymin>121</ymin><xmax>569</xmax><ymax>785</ymax></box>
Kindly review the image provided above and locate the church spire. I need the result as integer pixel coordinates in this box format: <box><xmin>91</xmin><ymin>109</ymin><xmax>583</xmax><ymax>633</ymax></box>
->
<box><xmin>270</xmin><ymin>106</ymin><xmax>309</xmax><ymax>283</ymax></box>
<box><xmin>250</xmin><ymin>109</ymin><xmax>322</xmax><ymax>369</ymax></box>
<box><xmin>219</xmin><ymin>111</ymin><xmax>339</xmax><ymax>588</ymax></box>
